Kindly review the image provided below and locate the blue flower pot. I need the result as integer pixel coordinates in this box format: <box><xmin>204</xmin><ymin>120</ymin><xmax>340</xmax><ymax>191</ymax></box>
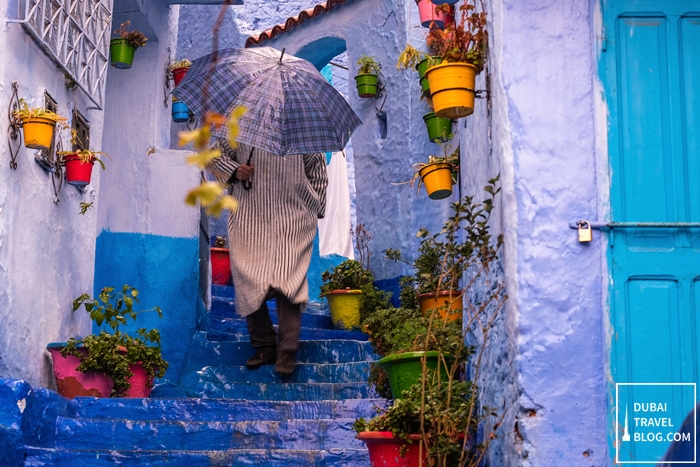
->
<box><xmin>172</xmin><ymin>98</ymin><xmax>189</xmax><ymax>123</ymax></box>
<box><xmin>430</xmin><ymin>0</ymin><xmax>459</xmax><ymax>4</ymax></box>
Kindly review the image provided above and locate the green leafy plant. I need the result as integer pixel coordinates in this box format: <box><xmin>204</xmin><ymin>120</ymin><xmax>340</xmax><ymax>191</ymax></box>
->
<box><xmin>426</xmin><ymin>0</ymin><xmax>488</xmax><ymax>72</ymax></box>
<box><xmin>61</xmin><ymin>285</ymin><xmax>169</xmax><ymax>396</ymax></box>
<box><xmin>356</xmin><ymin>55</ymin><xmax>382</xmax><ymax>75</ymax></box>
<box><xmin>12</xmin><ymin>99</ymin><xmax>68</xmax><ymax>125</ymax></box>
<box><xmin>114</xmin><ymin>20</ymin><xmax>148</xmax><ymax>49</ymax></box>
<box><xmin>358</xmin><ymin>178</ymin><xmax>506</xmax><ymax>466</ymax></box>
<box><xmin>167</xmin><ymin>59</ymin><xmax>192</xmax><ymax>72</ymax></box>
<box><xmin>78</xmin><ymin>202</ymin><xmax>94</xmax><ymax>215</ymax></box>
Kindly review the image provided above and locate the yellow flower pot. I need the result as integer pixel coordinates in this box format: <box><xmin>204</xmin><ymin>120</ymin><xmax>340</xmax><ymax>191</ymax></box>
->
<box><xmin>425</xmin><ymin>62</ymin><xmax>477</xmax><ymax>119</ymax></box>
<box><xmin>417</xmin><ymin>290</ymin><xmax>463</xmax><ymax>322</ymax></box>
<box><xmin>419</xmin><ymin>163</ymin><xmax>453</xmax><ymax>200</ymax></box>
<box><xmin>21</xmin><ymin>117</ymin><xmax>56</xmax><ymax>150</ymax></box>
<box><xmin>325</xmin><ymin>289</ymin><xmax>362</xmax><ymax>330</ymax></box>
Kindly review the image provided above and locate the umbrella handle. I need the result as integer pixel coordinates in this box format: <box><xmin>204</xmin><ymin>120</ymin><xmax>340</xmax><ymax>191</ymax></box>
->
<box><xmin>242</xmin><ymin>147</ymin><xmax>254</xmax><ymax>191</ymax></box>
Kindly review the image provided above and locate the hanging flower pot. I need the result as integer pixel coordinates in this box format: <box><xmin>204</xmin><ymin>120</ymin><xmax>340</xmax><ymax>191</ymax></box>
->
<box><xmin>423</xmin><ymin>112</ymin><xmax>452</xmax><ymax>143</ymax></box>
<box><xmin>325</xmin><ymin>289</ymin><xmax>362</xmax><ymax>330</ymax></box>
<box><xmin>416</xmin><ymin>56</ymin><xmax>442</xmax><ymax>97</ymax></box>
<box><xmin>172</xmin><ymin>67</ymin><xmax>190</xmax><ymax>86</ymax></box>
<box><xmin>358</xmin><ymin>432</ymin><xmax>425</xmax><ymax>467</ymax></box>
<box><xmin>110</xmin><ymin>39</ymin><xmax>136</xmax><ymax>69</ymax></box>
<box><xmin>63</xmin><ymin>154</ymin><xmax>95</xmax><ymax>187</ymax></box>
<box><xmin>377</xmin><ymin>351</ymin><xmax>450</xmax><ymax>399</ymax></box>
<box><xmin>417</xmin><ymin>0</ymin><xmax>448</xmax><ymax>28</ymax></box>
<box><xmin>46</xmin><ymin>343</ymin><xmax>114</xmax><ymax>398</ymax></box>
<box><xmin>425</xmin><ymin>62</ymin><xmax>477</xmax><ymax>119</ymax></box>
<box><xmin>211</xmin><ymin>247</ymin><xmax>232</xmax><ymax>285</ymax></box>
<box><xmin>20</xmin><ymin>117</ymin><xmax>56</xmax><ymax>150</ymax></box>
<box><xmin>417</xmin><ymin>290</ymin><xmax>463</xmax><ymax>322</ymax></box>
<box><xmin>355</xmin><ymin>74</ymin><xmax>379</xmax><ymax>98</ymax></box>
<box><xmin>419</xmin><ymin>162</ymin><xmax>454</xmax><ymax>200</ymax></box>
<box><xmin>430</xmin><ymin>0</ymin><xmax>459</xmax><ymax>4</ymax></box>
<box><xmin>172</xmin><ymin>96</ymin><xmax>190</xmax><ymax>123</ymax></box>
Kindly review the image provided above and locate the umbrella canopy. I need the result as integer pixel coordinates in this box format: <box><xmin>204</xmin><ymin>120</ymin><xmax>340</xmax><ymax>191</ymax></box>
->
<box><xmin>173</xmin><ymin>46</ymin><xmax>362</xmax><ymax>156</ymax></box>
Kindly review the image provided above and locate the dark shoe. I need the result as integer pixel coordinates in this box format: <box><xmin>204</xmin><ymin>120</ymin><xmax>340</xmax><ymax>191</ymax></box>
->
<box><xmin>246</xmin><ymin>348</ymin><xmax>276</xmax><ymax>370</ymax></box>
<box><xmin>274</xmin><ymin>351</ymin><xmax>296</xmax><ymax>376</ymax></box>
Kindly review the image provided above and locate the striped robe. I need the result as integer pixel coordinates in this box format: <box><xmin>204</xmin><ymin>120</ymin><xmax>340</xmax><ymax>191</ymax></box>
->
<box><xmin>210</xmin><ymin>140</ymin><xmax>328</xmax><ymax>317</ymax></box>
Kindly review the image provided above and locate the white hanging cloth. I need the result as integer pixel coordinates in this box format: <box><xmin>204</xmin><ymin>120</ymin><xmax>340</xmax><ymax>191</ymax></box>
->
<box><xmin>318</xmin><ymin>151</ymin><xmax>354</xmax><ymax>259</ymax></box>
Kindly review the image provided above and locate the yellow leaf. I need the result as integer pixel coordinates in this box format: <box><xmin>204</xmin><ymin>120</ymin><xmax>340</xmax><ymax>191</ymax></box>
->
<box><xmin>185</xmin><ymin>182</ymin><xmax>223</xmax><ymax>206</ymax></box>
<box><xmin>186</xmin><ymin>149</ymin><xmax>221</xmax><ymax>169</ymax></box>
<box><xmin>208</xmin><ymin>195</ymin><xmax>238</xmax><ymax>217</ymax></box>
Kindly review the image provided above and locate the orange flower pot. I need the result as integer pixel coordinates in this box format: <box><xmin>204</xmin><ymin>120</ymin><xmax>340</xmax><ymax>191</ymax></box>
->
<box><xmin>417</xmin><ymin>290</ymin><xmax>463</xmax><ymax>322</ymax></box>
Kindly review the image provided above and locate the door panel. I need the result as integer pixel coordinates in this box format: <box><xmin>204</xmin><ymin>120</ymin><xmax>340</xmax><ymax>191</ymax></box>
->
<box><xmin>604</xmin><ymin>0</ymin><xmax>700</xmax><ymax>462</ymax></box>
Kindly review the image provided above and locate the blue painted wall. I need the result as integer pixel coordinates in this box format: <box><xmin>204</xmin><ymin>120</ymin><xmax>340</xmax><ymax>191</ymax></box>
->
<box><xmin>93</xmin><ymin>231</ymin><xmax>199</xmax><ymax>381</ymax></box>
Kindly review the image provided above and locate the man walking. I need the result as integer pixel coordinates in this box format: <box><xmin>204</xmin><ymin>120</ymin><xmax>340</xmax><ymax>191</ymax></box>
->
<box><xmin>210</xmin><ymin>139</ymin><xmax>328</xmax><ymax>376</ymax></box>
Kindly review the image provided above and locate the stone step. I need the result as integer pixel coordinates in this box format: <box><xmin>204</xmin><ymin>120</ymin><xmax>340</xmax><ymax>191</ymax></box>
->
<box><xmin>182</xmin><ymin>332</ymin><xmax>377</xmax><ymax>374</ymax></box>
<box><xmin>180</xmin><ymin>381</ymin><xmax>373</xmax><ymax>400</ymax></box>
<box><xmin>207</xmin><ymin>318</ymin><xmax>368</xmax><ymax>341</ymax></box>
<box><xmin>210</xmin><ymin>297</ymin><xmax>334</xmax><ymax>330</ymax></box>
<box><xmin>24</xmin><ymin>446</ymin><xmax>369</xmax><ymax>467</ymax></box>
<box><xmin>72</xmin><ymin>397</ymin><xmax>388</xmax><ymax>422</ymax></box>
<box><xmin>54</xmin><ymin>417</ymin><xmax>363</xmax><ymax>451</ymax></box>
<box><xmin>180</xmin><ymin>362</ymin><xmax>371</xmax><ymax>386</ymax></box>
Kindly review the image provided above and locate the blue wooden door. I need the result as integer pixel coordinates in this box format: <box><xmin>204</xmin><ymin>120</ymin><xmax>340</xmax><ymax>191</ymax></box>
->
<box><xmin>603</xmin><ymin>0</ymin><xmax>700</xmax><ymax>462</ymax></box>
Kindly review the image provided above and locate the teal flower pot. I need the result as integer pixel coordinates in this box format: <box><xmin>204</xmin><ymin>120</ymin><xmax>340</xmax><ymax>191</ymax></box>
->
<box><xmin>423</xmin><ymin>112</ymin><xmax>453</xmax><ymax>143</ymax></box>
<box><xmin>110</xmin><ymin>38</ymin><xmax>136</xmax><ymax>69</ymax></box>
<box><xmin>377</xmin><ymin>351</ymin><xmax>451</xmax><ymax>399</ymax></box>
<box><xmin>355</xmin><ymin>73</ymin><xmax>378</xmax><ymax>98</ymax></box>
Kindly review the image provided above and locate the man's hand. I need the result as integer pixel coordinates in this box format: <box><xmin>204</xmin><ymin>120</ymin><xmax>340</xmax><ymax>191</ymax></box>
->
<box><xmin>236</xmin><ymin>164</ymin><xmax>254</xmax><ymax>181</ymax></box>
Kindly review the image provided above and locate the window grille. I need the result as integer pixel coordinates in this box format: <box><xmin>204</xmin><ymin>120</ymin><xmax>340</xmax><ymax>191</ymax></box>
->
<box><xmin>11</xmin><ymin>0</ymin><xmax>112</xmax><ymax>110</ymax></box>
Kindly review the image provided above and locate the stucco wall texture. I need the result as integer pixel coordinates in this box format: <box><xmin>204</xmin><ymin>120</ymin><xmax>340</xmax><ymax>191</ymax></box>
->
<box><xmin>0</xmin><ymin>1</ymin><xmax>109</xmax><ymax>388</ymax></box>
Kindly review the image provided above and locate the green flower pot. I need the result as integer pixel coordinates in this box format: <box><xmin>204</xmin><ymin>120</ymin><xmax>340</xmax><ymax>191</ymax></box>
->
<box><xmin>423</xmin><ymin>112</ymin><xmax>453</xmax><ymax>143</ymax></box>
<box><xmin>377</xmin><ymin>351</ymin><xmax>451</xmax><ymax>399</ymax></box>
<box><xmin>110</xmin><ymin>38</ymin><xmax>136</xmax><ymax>69</ymax></box>
<box><xmin>416</xmin><ymin>56</ymin><xmax>443</xmax><ymax>97</ymax></box>
<box><xmin>355</xmin><ymin>73</ymin><xmax>378</xmax><ymax>98</ymax></box>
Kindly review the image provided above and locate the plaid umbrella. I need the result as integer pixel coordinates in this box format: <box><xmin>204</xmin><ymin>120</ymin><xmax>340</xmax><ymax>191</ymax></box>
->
<box><xmin>173</xmin><ymin>46</ymin><xmax>362</xmax><ymax>156</ymax></box>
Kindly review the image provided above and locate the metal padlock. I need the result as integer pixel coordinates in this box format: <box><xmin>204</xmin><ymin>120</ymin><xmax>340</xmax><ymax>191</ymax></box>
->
<box><xmin>578</xmin><ymin>220</ymin><xmax>592</xmax><ymax>243</ymax></box>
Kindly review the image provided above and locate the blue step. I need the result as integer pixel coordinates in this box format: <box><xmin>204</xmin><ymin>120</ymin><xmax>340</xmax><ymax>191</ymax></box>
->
<box><xmin>180</xmin><ymin>362</ymin><xmax>370</xmax><ymax>385</ymax></box>
<box><xmin>182</xmin><ymin>332</ymin><xmax>378</xmax><ymax>374</ymax></box>
<box><xmin>181</xmin><ymin>381</ymin><xmax>373</xmax><ymax>400</ymax></box>
<box><xmin>24</xmin><ymin>446</ymin><xmax>369</xmax><ymax>466</ymax></box>
<box><xmin>55</xmin><ymin>417</ymin><xmax>363</xmax><ymax>451</ymax></box>
<box><xmin>211</xmin><ymin>297</ymin><xmax>334</xmax><ymax>330</ymax></box>
<box><xmin>208</xmin><ymin>317</ymin><xmax>368</xmax><ymax>341</ymax></box>
<box><xmin>72</xmin><ymin>397</ymin><xmax>388</xmax><ymax>422</ymax></box>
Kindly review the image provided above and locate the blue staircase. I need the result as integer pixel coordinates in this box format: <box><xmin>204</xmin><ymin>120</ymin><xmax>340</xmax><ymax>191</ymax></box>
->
<box><xmin>21</xmin><ymin>285</ymin><xmax>385</xmax><ymax>466</ymax></box>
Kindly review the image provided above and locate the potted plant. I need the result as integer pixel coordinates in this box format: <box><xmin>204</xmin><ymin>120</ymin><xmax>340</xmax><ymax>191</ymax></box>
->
<box><xmin>358</xmin><ymin>181</ymin><xmax>505</xmax><ymax>466</ymax></box>
<box><xmin>416</xmin><ymin>0</ymin><xmax>452</xmax><ymax>29</ymax></box>
<box><xmin>168</xmin><ymin>59</ymin><xmax>193</xmax><ymax>86</ymax></box>
<box><xmin>355</xmin><ymin>55</ymin><xmax>382</xmax><ymax>98</ymax></box>
<box><xmin>396</xmin><ymin>44</ymin><xmax>443</xmax><ymax>99</ymax></box>
<box><xmin>211</xmin><ymin>236</ymin><xmax>231</xmax><ymax>286</ymax></box>
<box><xmin>11</xmin><ymin>99</ymin><xmax>67</xmax><ymax>150</ymax></box>
<box><xmin>110</xmin><ymin>20</ymin><xmax>148</xmax><ymax>69</ymax></box>
<box><xmin>58</xmin><ymin>129</ymin><xmax>109</xmax><ymax>187</ymax></box>
<box><xmin>47</xmin><ymin>285</ymin><xmax>169</xmax><ymax>398</ymax></box>
<box><xmin>425</xmin><ymin>1</ymin><xmax>488</xmax><ymax>118</ymax></box>
<box><xmin>423</xmin><ymin>112</ymin><xmax>452</xmax><ymax>143</ymax></box>
<box><xmin>408</xmin><ymin>145</ymin><xmax>459</xmax><ymax>200</ymax></box>
<box><xmin>320</xmin><ymin>225</ymin><xmax>391</xmax><ymax>330</ymax></box>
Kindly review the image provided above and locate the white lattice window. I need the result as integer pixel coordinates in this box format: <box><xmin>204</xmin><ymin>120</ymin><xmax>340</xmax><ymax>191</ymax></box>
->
<box><xmin>11</xmin><ymin>0</ymin><xmax>113</xmax><ymax>110</ymax></box>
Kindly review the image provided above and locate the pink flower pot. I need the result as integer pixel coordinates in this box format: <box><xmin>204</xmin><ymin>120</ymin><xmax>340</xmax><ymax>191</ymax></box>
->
<box><xmin>417</xmin><ymin>0</ymin><xmax>447</xmax><ymax>28</ymax></box>
<box><xmin>46</xmin><ymin>343</ymin><xmax>114</xmax><ymax>398</ymax></box>
<box><xmin>122</xmin><ymin>363</ymin><xmax>154</xmax><ymax>397</ymax></box>
<box><xmin>211</xmin><ymin>247</ymin><xmax>232</xmax><ymax>285</ymax></box>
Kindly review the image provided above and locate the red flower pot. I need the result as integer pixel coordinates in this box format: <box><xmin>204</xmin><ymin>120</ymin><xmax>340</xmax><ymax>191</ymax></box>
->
<box><xmin>172</xmin><ymin>67</ymin><xmax>190</xmax><ymax>86</ymax></box>
<box><xmin>122</xmin><ymin>363</ymin><xmax>155</xmax><ymax>397</ymax></box>
<box><xmin>358</xmin><ymin>432</ymin><xmax>426</xmax><ymax>467</ymax></box>
<box><xmin>63</xmin><ymin>154</ymin><xmax>94</xmax><ymax>187</ymax></box>
<box><xmin>417</xmin><ymin>0</ymin><xmax>450</xmax><ymax>28</ymax></box>
<box><xmin>211</xmin><ymin>247</ymin><xmax>232</xmax><ymax>285</ymax></box>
